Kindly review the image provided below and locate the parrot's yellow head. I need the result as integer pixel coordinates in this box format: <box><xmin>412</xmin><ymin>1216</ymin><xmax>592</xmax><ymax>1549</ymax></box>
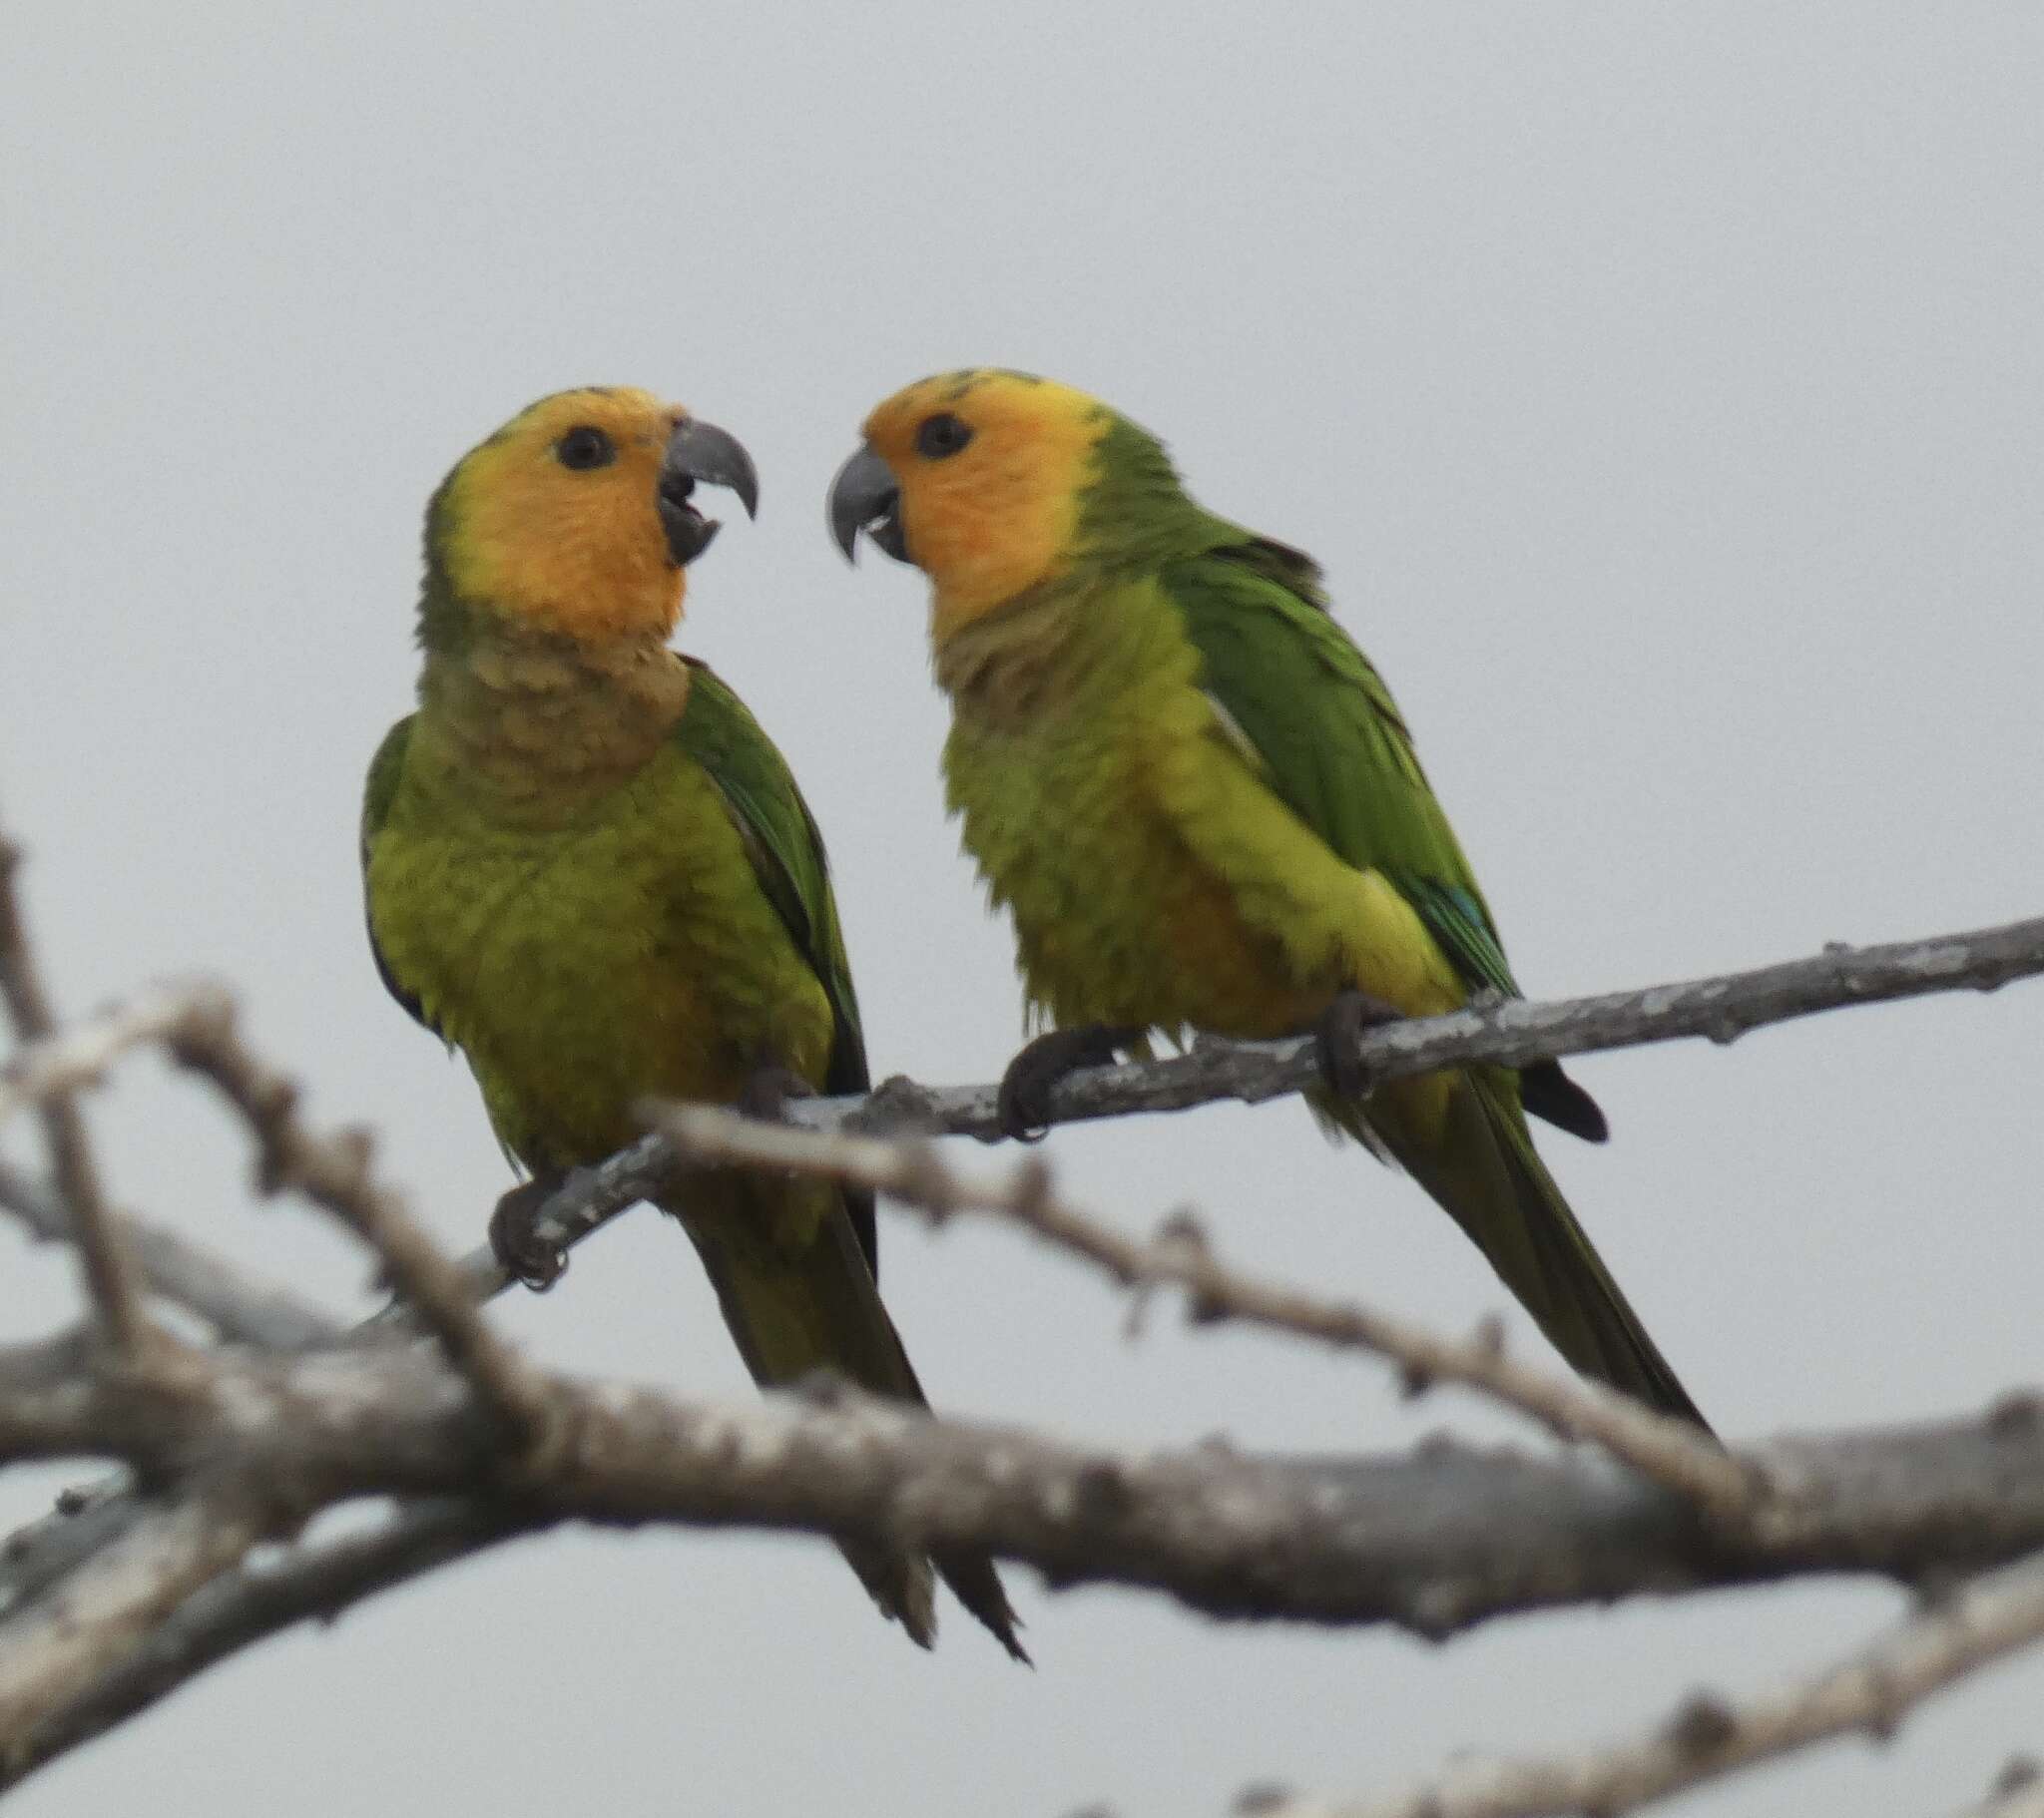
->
<box><xmin>828</xmin><ymin>370</ymin><xmax>1116</xmax><ymax>641</ymax></box>
<box><xmin>424</xmin><ymin>387</ymin><xmax>758</xmax><ymax>645</ymax></box>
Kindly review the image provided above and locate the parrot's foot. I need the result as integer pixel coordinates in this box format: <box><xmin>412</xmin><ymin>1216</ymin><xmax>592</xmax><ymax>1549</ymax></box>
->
<box><xmin>489</xmin><ymin>1175</ymin><xmax>569</xmax><ymax>1291</ymax></box>
<box><xmin>736</xmin><ymin>1060</ymin><xmax>815</xmax><ymax>1125</ymax></box>
<box><xmin>1314</xmin><ymin>990</ymin><xmax>1408</xmax><ymax>1100</ymax></box>
<box><xmin>995</xmin><ymin>1024</ymin><xmax>1142</xmax><ymax>1142</ymax></box>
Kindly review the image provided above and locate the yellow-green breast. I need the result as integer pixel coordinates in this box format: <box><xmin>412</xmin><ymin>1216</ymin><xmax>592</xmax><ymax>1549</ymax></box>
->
<box><xmin>938</xmin><ymin>580</ymin><xmax>1384</xmax><ymax>1041</ymax></box>
<box><xmin>367</xmin><ymin>718</ymin><xmax>832</xmax><ymax>1172</ymax></box>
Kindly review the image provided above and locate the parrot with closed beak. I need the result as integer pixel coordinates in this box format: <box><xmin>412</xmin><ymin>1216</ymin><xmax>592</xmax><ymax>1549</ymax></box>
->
<box><xmin>828</xmin><ymin>368</ymin><xmax>1705</xmax><ymax>1426</ymax></box>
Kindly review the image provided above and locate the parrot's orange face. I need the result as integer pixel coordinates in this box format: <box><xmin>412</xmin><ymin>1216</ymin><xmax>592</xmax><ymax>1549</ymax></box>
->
<box><xmin>433</xmin><ymin>387</ymin><xmax>758</xmax><ymax>642</ymax></box>
<box><xmin>831</xmin><ymin>370</ymin><xmax>1111</xmax><ymax>640</ymax></box>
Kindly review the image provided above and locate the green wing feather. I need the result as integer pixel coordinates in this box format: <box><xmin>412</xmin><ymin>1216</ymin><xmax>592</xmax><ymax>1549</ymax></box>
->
<box><xmin>1162</xmin><ymin>544</ymin><xmax>1605</xmax><ymax>1141</ymax></box>
<box><xmin>361</xmin><ymin>672</ymin><xmax>1025</xmax><ymax>1642</ymax></box>
<box><xmin>1158</xmin><ymin>538</ymin><xmax>1703</xmax><ymax>1424</ymax></box>
<box><xmin>673</xmin><ymin>663</ymin><xmax>1028</xmax><ymax>1645</ymax></box>
<box><xmin>361</xmin><ymin>679</ymin><xmax>880</xmax><ymax>1264</ymax></box>
<box><xmin>673</xmin><ymin>660</ymin><xmax>879</xmax><ymax>1270</ymax></box>
<box><xmin>1162</xmin><ymin>537</ymin><xmax>1506</xmax><ymax>957</ymax></box>
<box><xmin>360</xmin><ymin>715</ymin><xmax>436</xmax><ymax>1037</ymax></box>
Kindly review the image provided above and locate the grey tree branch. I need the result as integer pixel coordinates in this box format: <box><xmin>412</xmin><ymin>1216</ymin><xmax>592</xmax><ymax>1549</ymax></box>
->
<box><xmin>640</xmin><ymin>1104</ymin><xmax>1751</xmax><ymax>1517</ymax></box>
<box><xmin>0</xmin><ymin>1486</ymin><xmax>266</xmax><ymax>1777</ymax></box>
<box><xmin>0</xmin><ymin>1238</ymin><xmax>2040</xmax><ymax>1798</ymax></box>
<box><xmin>0</xmin><ymin>1322</ymin><xmax>2042</xmax><ymax>1789</ymax></box>
<box><xmin>0</xmin><ymin>981</ymin><xmax>214</xmax><ymax>1132</ymax></box>
<box><xmin>1303</xmin><ymin>1544</ymin><xmax>2044</xmax><ymax>1818</ymax></box>
<box><xmin>0</xmin><ymin>1497</ymin><xmax>530</xmax><ymax>1788</ymax></box>
<box><xmin>2</xmin><ymin>1330</ymin><xmax>2044</xmax><ymax>1630</ymax></box>
<box><xmin>0</xmin><ymin>1482</ymin><xmax>147</xmax><ymax>1622</ymax></box>
<box><xmin>161</xmin><ymin>995</ymin><xmax>553</xmax><ymax>1446</ymax></box>
<box><xmin>14</xmin><ymin>913</ymin><xmax>2042</xmax><ymax>1345</ymax></box>
<box><xmin>0</xmin><ymin>1158</ymin><xmax>343</xmax><ymax>1352</ymax></box>
<box><xmin>790</xmin><ymin>912</ymin><xmax>2044</xmax><ymax>1141</ymax></box>
<box><xmin>475</xmin><ymin>912</ymin><xmax>2044</xmax><ymax>1309</ymax></box>
<box><xmin>0</xmin><ymin>868</ymin><xmax>2039</xmax><ymax>1802</ymax></box>
<box><xmin>0</xmin><ymin>840</ymin><xmax>151</xmax><ymax>1355</ymax></box>
<box><xmin>1951</xmin><ymin>1760</ymin><xmax>2044</xmax><ymax>1818</ymax></box>
<box><xmin>8</xmin><ymin>1358</ymin><xmax>2042</xmax><ymax>1801</ymax></box>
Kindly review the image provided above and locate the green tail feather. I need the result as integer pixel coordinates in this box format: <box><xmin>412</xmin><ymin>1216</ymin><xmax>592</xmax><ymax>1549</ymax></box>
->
<box><xmin>672</xmin><ymin>1189</ymin><xmax>1030</xmax><ymax>1658</ymax></box>
<box><xmin>1344</xmin><ymin>1076</ymin><xmax>1709</xmax><ymax>1430</ymax></box>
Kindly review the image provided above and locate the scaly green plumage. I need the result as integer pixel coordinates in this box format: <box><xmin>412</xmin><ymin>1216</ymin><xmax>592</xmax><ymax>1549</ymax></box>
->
<box><xmin>850</xmin><ymin>373</ymin><xmax>1703</xmax><ymax>1425</ymax></box>
<box><xmin>362</xmin><ymin>387</ymin><xmax>1023</xmax><ymax>1652</ymax></box>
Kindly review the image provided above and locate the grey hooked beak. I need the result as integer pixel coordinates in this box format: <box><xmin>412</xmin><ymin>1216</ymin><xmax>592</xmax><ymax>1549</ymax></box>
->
<box><xmin>827</xmin><ymin>443</ymin><xmax>908</xmax><ymax>564</ymax></box>
<box><xmin>659</xmin><ymin>417</ymin><xmax>760</xmax><ymax>567</ymax></box>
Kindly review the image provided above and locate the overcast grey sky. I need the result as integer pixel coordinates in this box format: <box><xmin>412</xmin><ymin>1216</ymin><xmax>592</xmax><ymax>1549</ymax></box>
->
<box><xmin>4</xmin><ymin>5</ymin><xmax>2041</xmax><ymax>1813</ymax></box>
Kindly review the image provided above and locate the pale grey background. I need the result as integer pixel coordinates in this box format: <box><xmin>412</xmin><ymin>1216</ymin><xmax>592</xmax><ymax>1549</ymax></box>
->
<box><xmin>3</xmin><ymin>5</ymin><xmax>2040</xmax><ymax>1813</ymax></box>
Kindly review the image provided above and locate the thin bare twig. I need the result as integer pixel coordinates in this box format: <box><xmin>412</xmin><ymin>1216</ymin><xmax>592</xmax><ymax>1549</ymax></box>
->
<box><xmin>0</xmin><ymin>1487</ymin><xmax>266</xmax><ymax>1773</ymax></box>
<box><xmin>357</xmin><ymin>1133</ymin><xmax>680</xmax><ymax>1338</ymax></box>
<box><xmin>1299</xmin><ymin>1548</ymin><xmax>2044</xmax><ymax>1818</ymax></box>
<box><xmin>778</xmin><ymin>913</ymin><xmax>2044</xmax><ymax>1143</ymax></box>
<box><xmin>161</xmin><ymin>997</ymin><xmax>551</xmax><ymax>1446</ymax></box>
<box><xmin>0</xmin><ymin>837</ymin><xmax>151</xmax><ymax>1354</ymax></box>
<box><xmin>467</xmin><ymin>914</ymin><xmax>2044</xmax><ymax>1321</ymax></box>
<box><xmin>0</xmin><ymin>1497</ymin><xmax>531</xmax><ymax>1788</ymax></box>
<box><xmin>1949</xmin><ymin>1758</ymin><xmax>2044</xmax><ymax>1818</ymax></box>
<box><xmin>642</xmin><ymin>1104</ymin><xmax>1752</xmax><ymax>1518</ymax></box>
<box><xmin>0</xmin><ymin>1158</ymin><xmax>343</xmax><ymax>1351</ymax></box>
<box><xmin>0</xmin><ymin>983</ymin><xmax>216</xmax><ymax>1133</ymax></box>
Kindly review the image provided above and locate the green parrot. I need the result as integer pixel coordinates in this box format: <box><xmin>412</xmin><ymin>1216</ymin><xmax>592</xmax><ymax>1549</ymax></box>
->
<box><xmin>828</xmin><ymin>369</ymin><xmax>1706</xmax><ymax>1427</ymax></box>
<box><xmin>362</xmin><ymin>386</ymin><xmax>1024</xmax><ymax>1653</ymax></box>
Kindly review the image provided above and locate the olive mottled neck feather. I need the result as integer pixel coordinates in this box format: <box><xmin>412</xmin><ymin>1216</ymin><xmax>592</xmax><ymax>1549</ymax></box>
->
<box><xmin>931</xmin><ymin>587</ymin><xmax>1089</xmax><ymax>728</ymax></box>
<box><xmin>934</xmin><ymin>574</ymin><xmax>1188</xmax><ymax>734</ymax></box>
<box><xmin>412</xmin><ymin>625</ymin><xmax>690</xmax><ymax>824</ymax></box>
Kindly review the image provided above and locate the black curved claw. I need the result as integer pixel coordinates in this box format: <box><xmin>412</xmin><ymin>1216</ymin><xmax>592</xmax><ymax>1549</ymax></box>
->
<box><xmin>995</xmin><ymin>1025</ymin><xmax>1141</xmax><ymax>1141</ymax></box>
<box><xmin>1520</xmin><ymin>1058</ymin><xmax>1611</xmax><ymax>1142</ymax></box>
<box><xmin>736</xmin><ymin>1061</ymin><xmax>817</xmax><ymax>1126</ymax></box>
<box><xmin>489</xmin><ymin>1176</ymin><xmax>568</xmax><ymax>1291</ymax></box>
<box><xmin>1314</xmin><ymin>990</ymin><xmax>1407</xmax><ymax>1101</ymax></box>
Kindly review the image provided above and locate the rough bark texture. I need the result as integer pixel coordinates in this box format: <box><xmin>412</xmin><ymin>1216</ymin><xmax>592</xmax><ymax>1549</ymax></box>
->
<box><xmin>3</xmin><ymin>824</ymin><xmax>2041</xmax><ymax>1807</ymax></box>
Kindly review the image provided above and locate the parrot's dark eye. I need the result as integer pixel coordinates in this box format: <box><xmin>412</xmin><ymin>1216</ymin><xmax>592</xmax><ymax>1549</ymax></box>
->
<box><xmin>915</xmin><ymin>413</ymin><xmax>973</xmax><ymax>460</ymax></box>
<box><xmin>555</xmin><ymin>426</ymin><xmax>617</xmax><ymax>471</ymax></box>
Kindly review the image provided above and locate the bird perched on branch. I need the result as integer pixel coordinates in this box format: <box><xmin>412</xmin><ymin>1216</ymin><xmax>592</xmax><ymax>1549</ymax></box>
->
<box><xmin>829</xmin><ymin>369</ymin><xmax>1706</xmax><ymax>1427</ymax></box>
<box><xmin>361</xmin><ymin>386</ymin><xmax>1024</xmax><ymax>1654</ymax></box>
